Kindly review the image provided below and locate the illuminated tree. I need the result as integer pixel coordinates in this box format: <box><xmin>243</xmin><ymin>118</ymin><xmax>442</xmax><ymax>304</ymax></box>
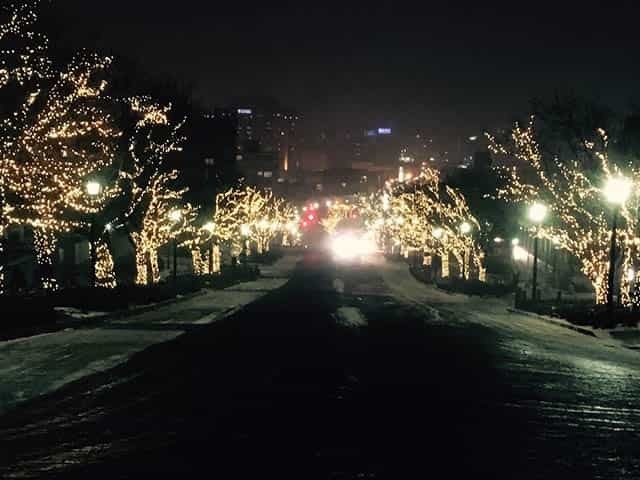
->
<box><xmin>96</xmin><ymin>97</ymin><xmax>193</xmax><ymax>285</ymax></box>
<box><xmin>95</xmin><ymin>241</ymin><xmax>116</xmax><ymax>288</ymax></box>
<box><xmin>2</xmin><ymin>50</ymin><xmax>120</xmax><ymax>289</ymax></box>
<box><xmin>212</xmin><ymin>186</ymin><xmax>251</xmax><ymax>257</ymax></box>
<box><xmin>130</xmin><ymin>171</ymin><xmax>196</xmax><ymax>285</ymax></box>
<box><xmin>280</xmin><ymin>203</ymin><xmax>300</xmax><ymax>247</ymax></box>
<box><xmin>0</xmin><ymin>1</ymin><xmax>51</xmax><ymax>292</ymax></box>
<box><xmin>321</xmin><ymin>202</ymin><xmax>359</xmax><ymax>235</ymax></box>
<box><xmin>211</xmin><ymin>185</ymin><xmax>297</xmax><ymax>258</ymax></box>
<box><xmin>487</xmin><ymin>117</ymin><xmax>640</xmax><ymax>304</ymax></box>
<box><xmin>360</xmin><ymin>169</ymin><xmax>484</xmax><ymax>279</ymax></box>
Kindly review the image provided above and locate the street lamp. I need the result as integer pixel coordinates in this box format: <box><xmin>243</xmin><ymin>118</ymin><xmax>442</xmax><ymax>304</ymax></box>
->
<box><xmin>85</xmin><ymin>180</ymin><xmax>102</xmax><ymax>287</ymax></box>
<box><xmin>169</xmin><ymin>209</ymin><xmax>182</xmax><ymax>282</ymax></box>
<box><xmin>204</xmin><ymin>221</ymin><xmax>216</xmax><ymax>275</ymax></box>
<box><xmin>432</xmin><ymin>227</ymin><xmax>444</xmax><ymax>240</ymax></box>
<box><xmin>527</xmin><ymin>202</ymin><xmax>548</xmax><ymax>302</ymax></box>
<box><xmin>604</xmin><ymin>175</ymin><xmax>633</xmax><ymax>324</ymax></box>
<box><xmin>85</xmin><ymin>180</ymin><xmax>102</xmax><ymax>197</ymax></box>
<box><xmin>460</xmin><ymin>222</ymin><xmax>472</xmax><ymax>279</ymax></box>
<box><xmin>240</xmin><ymin>224</ymin><xmax>251</xmax><ymax>260</ymax></box>
<box><xmin>168</xmin><ymin>209</ymin><xmax>182</xmax><ymax>223</ymax></box>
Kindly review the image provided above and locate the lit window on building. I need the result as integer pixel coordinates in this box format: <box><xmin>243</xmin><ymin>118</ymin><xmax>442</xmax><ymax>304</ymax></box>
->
<box><xmin>264</xmin><ymin>171</ymin><xmax>273</xmax><ymax>178</ymax></box>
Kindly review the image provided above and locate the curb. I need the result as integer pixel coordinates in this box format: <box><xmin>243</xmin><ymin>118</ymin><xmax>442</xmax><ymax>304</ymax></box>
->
<box><xmin>57</xmin><ymin>289</ymin><xmax>208</xmax><ymax>328</ymax></box>
<box><xmin>507</xmin><ymin>308</ymin><xmax>596</xmax><ymax>337</ymax></box>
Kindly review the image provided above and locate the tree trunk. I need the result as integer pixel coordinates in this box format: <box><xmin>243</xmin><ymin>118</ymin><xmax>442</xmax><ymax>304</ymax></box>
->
<box><xmin>132</xmin><ymin>236</ymin><xmax>148</xmax><ymax>286</ymax></box>
<box><xmin>212</xmin><ymin>245</ymin><xmax>221</xmax><ymax>274</ymax></box>
<box><xmin>33</xmin><ymin>229</ymin><xmax>58</xmax><ymax>290</ymax></box>
<box><xmin>95</xmin><ymin>242</ymin><xmax>117</xmax><ymax>288</ymax></box>
<box><xmin>149</xmin><ymin>250</ymin><xmax>160</xmax><ymax>284</ymax></box>
<box><xmin>191</xmin><ymin>248</ymin><xmax>203</xmax><ymax>275</ymax></box>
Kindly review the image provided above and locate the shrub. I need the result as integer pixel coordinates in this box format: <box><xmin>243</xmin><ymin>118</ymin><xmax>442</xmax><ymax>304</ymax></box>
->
<box><xmin>436</xmin><ymin>277</ymin><xmax>514</xmax><ymax>297</ymax></box>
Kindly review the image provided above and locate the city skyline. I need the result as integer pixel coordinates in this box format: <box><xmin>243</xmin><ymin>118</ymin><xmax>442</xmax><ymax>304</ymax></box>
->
<box><xmin>48</xmin><ymin>1</ymin><xmax>640</xmax><ymax>152</ymax></box>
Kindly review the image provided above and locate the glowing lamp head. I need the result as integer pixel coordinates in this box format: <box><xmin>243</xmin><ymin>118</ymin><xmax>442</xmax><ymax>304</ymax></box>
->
<box><xmin>493</xmin><ymin>237</ymin><xmax>504</xmax><ymax>244</ymax></box>
<box><xmin>203</xmin><ymin>221</ymin><xmax>216</xmax><ymax>234</ymax></box>
<box><xmin>85</xmin><ymin>180</ymin><xmax>102</xmax><ymax>197</ymax></box>
<box><xmin>432</xmin><ymin>227</ymin><xmax>444</xmax><ymax>239</ymax></box>
<box><xmin>512</xmin><ymin>245</ymin><xmax>528</xmax><ymax>262</ymax></box>
<box><xmin>527</xmin><ymin>202</ymin><xmax>548</xmax><ymax>224</ymax></box>
<box><xmin>511</xmin><ymin>238</ymin><xmax>520</xmax><ymax>246</ymax></box>
<box><xmin>381</xmin><ymin>194</ymin><xmax>390</xmax><ymax>211</ymax></box>
<box><xmin>460</xmin><ymin>222</ymin><xmax>472</xmax><ymax>235</ymax></box>
<box><xmin>627</xmin><ymin>268</ymin><xmax>636</xmax><ymax>282</ymax></box>
<box><xmin>604</xmin><ymin>175</ymin><xmax>633</xmax><ymax>205</ymax></box>
<box><xmin>168</xmin><ymin>209</ymin><xmax>182</xmax><ymax>223</ymax></box>
<box><xmin>240</xmin><ymin>224</ymin><xmax>251</xmax><ymax>236</ymax></box>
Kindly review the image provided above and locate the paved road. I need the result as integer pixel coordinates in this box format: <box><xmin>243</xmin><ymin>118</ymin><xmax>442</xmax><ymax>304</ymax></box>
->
<box><xmin>1</xmin><ymin>254</ymin><xmax>640</xmax><ymax>478</ymax></box>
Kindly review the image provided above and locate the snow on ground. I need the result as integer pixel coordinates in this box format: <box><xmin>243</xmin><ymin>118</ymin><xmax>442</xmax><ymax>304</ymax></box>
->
<box><xmin>378</xmin><ymin>260</ymin><xmax>640</xmax><ymax>362</ymax></box>
<box><xmin>376</xmin><ymin>260</ymin><xmax>640</xmax><ymax>417</ymax></box>
<box><xmin>54</xmin><ymin>307</ymin><xmax>109</xmax><ymax>319</ymax></box>
<box><xmin>334</xmin><ymin>307</ymin><xmax>368</xmax><ymax>328</ymax></box>
<box><xmin>0</xmin><ymin>328</ymin><xmax>179</xmax><ymax>416</ymax></box>
<box><xmin>0</xmin><ymin>254</ymin><xmax>300</xmax><ymax>416</ymax></box>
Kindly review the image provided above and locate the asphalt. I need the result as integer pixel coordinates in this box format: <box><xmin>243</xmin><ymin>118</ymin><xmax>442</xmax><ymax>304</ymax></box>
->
<box><xmin>1</xmin><ymin>252</ymin><xmax>640</xmax><ymax>479</ymax></box>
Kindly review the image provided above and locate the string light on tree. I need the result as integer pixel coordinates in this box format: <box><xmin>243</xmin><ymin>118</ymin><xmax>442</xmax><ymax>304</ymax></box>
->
<box><xmin>487</xmin><ymin>117</ymin><xmax>640</xmax><ymax>306</ymax></box>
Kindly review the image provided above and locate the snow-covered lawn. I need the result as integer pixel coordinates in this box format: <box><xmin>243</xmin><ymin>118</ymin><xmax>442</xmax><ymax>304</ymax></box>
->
<box><xmin>0</xmin><ymin>255</ymin><xmax>300</xmax><ymax>415</ymax></box>
<box><xmin>378</xmin><ymin>260</ymin><xmax>640</xmax><ymax>357</ymax></box>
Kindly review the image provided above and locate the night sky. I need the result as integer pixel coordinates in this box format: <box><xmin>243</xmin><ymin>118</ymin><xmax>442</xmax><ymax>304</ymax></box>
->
<box><xmin>50</xmin><ymin>1</ymin><xmax>640</xmax><ymax>144</ymax></box>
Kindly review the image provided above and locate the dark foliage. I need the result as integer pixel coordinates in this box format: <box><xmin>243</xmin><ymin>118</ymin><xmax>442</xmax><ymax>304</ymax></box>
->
<box><xmin>517</xmin><ymin>299</ymin><xmax>640</xmax><ymax>329</ymax></box>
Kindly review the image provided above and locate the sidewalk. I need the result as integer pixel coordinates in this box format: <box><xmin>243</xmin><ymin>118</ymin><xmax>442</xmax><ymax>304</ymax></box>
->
<box><xmin>0</xmin><ymin>254</ymin><xmax>300</xmax><ymax>416</ymax></box>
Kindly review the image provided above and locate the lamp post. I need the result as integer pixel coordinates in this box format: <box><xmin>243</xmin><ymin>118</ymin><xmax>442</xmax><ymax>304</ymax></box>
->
<box><xmin>459</xmin><ymin>221</ymin><xmax>471</xmax><ymax>279</ymax></box>
<box><xmin>169</xmin><ymin>209</ymin><xmax>182</xmax><ymax>282</ymax></box>
<box><xmin>85</xmin><ymin>180</ymin><xmax>102</xmax><ymax>287</ymax></box>
<box><xmin>432</xmin><ymin>227</ymin><xmax>444</xmax><ymax>279</ymax></box>
<box><xmin>527</xmin><ymin>202</ymin><xmax>548</xmax><ymax>302</ymax></box>
<box><xmin>204</xmin><ymin>221</ymin><xmax>216</xmax><ymax>275</ymax></box>
<box><xmin>603</xmin><ymin>176</ymin><xmax>632</xmax><ymax>325</ymax></box>
<box><xmin>240</xmin><ymin>224</ymin><xmax>251</xmax><ymax>261</ymax></box>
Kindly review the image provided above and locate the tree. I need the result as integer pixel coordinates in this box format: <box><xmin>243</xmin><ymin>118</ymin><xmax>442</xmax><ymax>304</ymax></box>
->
<box><xmin>2</xmin><ymin>51</ymin><xmax>120</xmax><ymax>289</ymax></box>
<box><xmin>487</xmin><ymin>117</ymin><xmax>640</xmax><ymax>304</ymax></box>
<box><xmin>359</xmin><ymin>168</ymin><xmax>485</xmax><ymax>279</ymax></box>
<box><xmin>211</xmin><ymin>185</ymin><xmax>296</xmax><ymax>259</ymax></box>
<box><xmin>446</xmin><ymin>152</ymin><xmax>519</xmax><ymax>247</ymax></box>
<box><xmin>0</xmin><ymin>0</ymin><xmax>51</xmax><ymax>292</ymax></box>
<box><xmin>129</xmin><ymin>171</ymin><xmax>196</xmax><ymax>285</ymax></box>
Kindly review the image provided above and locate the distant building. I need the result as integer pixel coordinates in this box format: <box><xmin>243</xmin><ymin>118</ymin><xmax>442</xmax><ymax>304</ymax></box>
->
<box><xmin>359</xmin><ymin>127</ymin><xmax>399</xmax><ymax>167</ymax></box>
<box><xmin>299</xmin><ymin>147</ymin><xmax>329</xmax><ymax>172</ymax></box>
<box><xmin>229</xmin><ymin>98</ymin><xmax>301</xmax><ymax>186</ymax></box>
<box><xmin>170</xmin><ymin>109</ymin><xmax>238</xmax><ymax>210</ymax></box>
